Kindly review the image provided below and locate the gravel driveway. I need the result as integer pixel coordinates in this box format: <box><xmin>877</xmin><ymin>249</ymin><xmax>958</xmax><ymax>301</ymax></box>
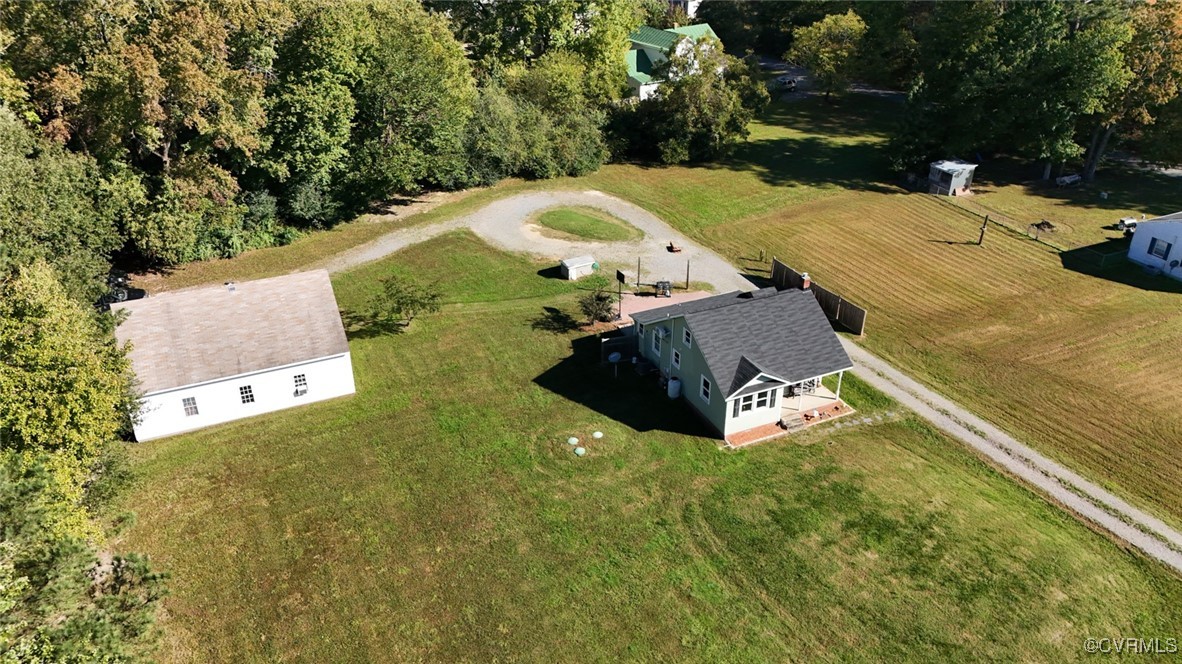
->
<box><xmin>321</xmin><ymin>188</ymin><xmax>1182</xmax><ymax>574</ymax></box>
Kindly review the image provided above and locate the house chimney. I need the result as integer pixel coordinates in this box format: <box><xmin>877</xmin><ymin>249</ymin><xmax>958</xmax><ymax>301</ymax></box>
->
<box><xmin>801</xmin><ymin>272</ymin><xmax>811</xmax><ymax>290</ymax></box>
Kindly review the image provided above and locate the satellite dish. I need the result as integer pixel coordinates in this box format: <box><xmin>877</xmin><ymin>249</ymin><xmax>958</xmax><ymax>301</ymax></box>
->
<box><xmin>608</xmin><ymin>352</ymin><xmax>622</xmax><ymax>363</ymax></box>
<box><xmin>1171</xmin><ymin>260</ymin><xmax>1180</xmax><ymax>269</ymax></box>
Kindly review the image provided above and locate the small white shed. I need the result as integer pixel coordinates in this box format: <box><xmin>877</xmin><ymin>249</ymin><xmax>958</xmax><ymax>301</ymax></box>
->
<box><xmin>560</xmin><ymin>255</ymin><xmax>599</xmax><ymax>280</ymax></box>
<box><xmin>929</xmin><ymin>160</ymin><xmax>977</xmax><ymax>196</ymax></box>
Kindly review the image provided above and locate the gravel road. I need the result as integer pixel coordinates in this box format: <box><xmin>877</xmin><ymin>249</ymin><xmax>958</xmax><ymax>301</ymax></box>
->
<box><xmin>322</xmin><ymin>188</ymin><xmax>1182</xmax><ymax>574</ymax></box>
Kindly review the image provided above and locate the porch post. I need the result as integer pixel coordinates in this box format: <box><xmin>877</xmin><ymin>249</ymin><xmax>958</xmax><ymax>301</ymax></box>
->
<box><xmin>797</xmin><ymin>383</ymin><xmax>803</xmax><ymax>411</ymax></box>
<box><xmin>835</xmin><ymin>370</ymin><xmax>844</xmax><ymax>401</ymax></box>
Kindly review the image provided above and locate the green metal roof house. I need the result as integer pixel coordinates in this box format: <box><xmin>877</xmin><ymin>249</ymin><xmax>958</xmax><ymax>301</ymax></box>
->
<box><xmin>626</xmin><ymin>23</ymin><xmax>720</xmax><ymax>99</ymax></box>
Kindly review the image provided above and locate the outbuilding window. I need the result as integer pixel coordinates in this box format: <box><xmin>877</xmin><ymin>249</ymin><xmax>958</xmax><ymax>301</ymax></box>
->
<box><xmin>294</xmin><ymin>374</ymin><xmax>308</xmax><ymax>396</ymax></box>
<box><xmin>1149</xmin><ymin>237</ymin><xmax>1172</xmax><ymax>259</ymax></box>
<box><xmin>700</xmin><ymin>376</ymin><xmax>711</xmax><ymax>403</ymax></box>
<box><xmin>239</xmin><ymin>385</ymin><xmax>255</xmax><ymax>404</ymax></box>
<box><xmin>182</xmin><ymin>397</ymin><xmax>198</xmax><ymax>417</ymax></box>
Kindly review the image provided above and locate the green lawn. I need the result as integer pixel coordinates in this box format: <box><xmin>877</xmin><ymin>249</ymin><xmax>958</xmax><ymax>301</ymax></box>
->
<box><xmin>532</xmin><ymin>206</ymin><xmax>643</xmax><ymax>242</ymax></box>
<box><xmin>120</xmin><ymin>232</ymin><xmax>1182</xmax><ymax>662</ymax></box>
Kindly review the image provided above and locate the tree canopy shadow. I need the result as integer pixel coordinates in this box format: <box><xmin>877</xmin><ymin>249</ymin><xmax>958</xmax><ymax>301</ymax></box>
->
<box><xmin>1060</xmin><ymin>240</ymin><xmax>1182</xmax><ymax>294</ymax></box>
<box><xmin>531</xmin><ymin>306</ymin><xmax>580</xmax><ymax>334</ymax></box>
<box><xmin>340</xmin><ymin>309</ymin><xmax>408</xmax><ymax>340</ymax></box>
<box><xmin>532</xmin><ymin>334</ymin><xmax>712</xmax><ymax>438</ymax></box>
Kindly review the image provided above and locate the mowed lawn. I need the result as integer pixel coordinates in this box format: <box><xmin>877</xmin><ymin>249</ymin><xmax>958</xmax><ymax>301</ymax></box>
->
<box><xmin>568</xmin><ymin>97</ymin><xmax>1182</xmax><ymax>528</ymax></box>
<box><xmin>119</xmin><ymin>233</ymin><xmax>1182</xmax><ymax>663</ymax></box>
<box><xmin>531</xmin><ymin>206</ymin><xmax>644</xmax><ymax>242</ymax></box>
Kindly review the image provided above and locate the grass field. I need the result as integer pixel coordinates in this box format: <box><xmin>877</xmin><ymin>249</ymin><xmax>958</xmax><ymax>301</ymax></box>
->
<box><xmin>120</xmin><ymin>232</ymin><xmax>1182</xmax><ymax>662</ymax></box>
<box><xmin>129</xmin><ymin>95</ymin><xmax>1182</xmax><ymax>529</ymax></box>
<box><xmin>531</xmin><ymin>206</ymin><xmax>644</xmax><ymax>242</ymax></box>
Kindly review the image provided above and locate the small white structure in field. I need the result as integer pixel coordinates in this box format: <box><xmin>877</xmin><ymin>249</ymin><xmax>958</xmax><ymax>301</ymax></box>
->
<box><xmin>1128</xmin><ymin>211</ymin><xmax>1182</xmax><ymax>281</ymax></box>
<box><xmin>928</xmin><ymin>160</ymin><xmax>977</xmax><ymax>196</ymax></box>
<box><xmin>559</xmin><ymin>255</ymin><xmax>598</xmax><ymax>280</ymax></box>
<box><xmin>112</xmin><ymin>270</ymin><xmax>355</xmax><ymax>441</ymax></box>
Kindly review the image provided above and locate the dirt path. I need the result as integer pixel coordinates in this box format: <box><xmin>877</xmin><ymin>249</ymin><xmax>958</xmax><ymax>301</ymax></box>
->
<box><xmin>325</xmin><ymin>188</ymin><xmax>1182</xmax><ymax>573</ymax></box>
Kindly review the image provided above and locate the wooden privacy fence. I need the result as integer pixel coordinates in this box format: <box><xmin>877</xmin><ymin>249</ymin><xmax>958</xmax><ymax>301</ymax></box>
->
<box><xmin>770</xmin><ymin>258</ymin><xmax>868</xmax><ymax>336</ymax></box>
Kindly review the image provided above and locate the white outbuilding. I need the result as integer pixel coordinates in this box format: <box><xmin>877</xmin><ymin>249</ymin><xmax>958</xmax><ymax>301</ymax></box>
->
<box><xmin>112</xmin><ymin>270</ymin><xmax>356</xmax><ymax>441</ymax></box>
<box><xmin>559</xmin><ymin>255</ymin><xmax>599</xmax><ymax>280</ymax></box>
<box><xmin>1128</xmin><ymin>211</ymin><xmax>1182</xmax><ymax>281</ymax></box>
<box><xmin>928</xmin><ymin>160</ymin><xmax>977</xmax><ymax>196</ymax></box>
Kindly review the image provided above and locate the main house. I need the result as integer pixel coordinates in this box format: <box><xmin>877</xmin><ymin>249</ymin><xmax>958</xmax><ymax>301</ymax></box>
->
<box><xmin>631</xmin><ymin>288</ymin><xmax>853</xmax><ymax>445</ymax></box>
<box><xmin>112</xmin><ymin>270</ymin><xmax>355</xmax><ymax>441</ymax></box>
<box><xmin>627</xmin><ymin>23</ymin><xmax>719</xmax><ymax>100</ymax></box>
<box><xmin>1128</xmin><ymin>211</ymin><xmax>1182</xmax><ymax>281</ymax></box>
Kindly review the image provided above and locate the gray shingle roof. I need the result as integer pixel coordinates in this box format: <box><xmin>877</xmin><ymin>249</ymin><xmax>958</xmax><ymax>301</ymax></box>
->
<box><xmin>112</xmin><ymin>270</ymin><xmax>348</xmax><ymax>394</ymax></box>
<box><xmin>1144</xmin><ymin>211</ymin><xmax>1182</xmax><ymax>223</ymax></box>
<box><xmin>637</xmin><ymin>289</ymin><xmax>852</xmax><ymax>397</ymax></box>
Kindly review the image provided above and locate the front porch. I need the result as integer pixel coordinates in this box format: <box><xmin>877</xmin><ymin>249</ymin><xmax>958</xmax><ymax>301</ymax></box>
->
<box><xmin>724</xmin><ymin>373</ymin><xmax>856</xmax><ymax>448</ymax></box>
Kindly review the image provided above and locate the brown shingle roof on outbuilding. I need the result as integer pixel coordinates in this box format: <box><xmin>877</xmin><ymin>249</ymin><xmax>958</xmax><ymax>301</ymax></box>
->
<box><xmin>112</xmin><ymin>270</ymin><xmax>348</xmax><ymax>394</ymax></box>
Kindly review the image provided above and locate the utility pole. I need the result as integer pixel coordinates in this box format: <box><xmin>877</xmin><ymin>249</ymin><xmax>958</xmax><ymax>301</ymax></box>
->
<box><xmin>978</xmin><ymin>215</ymin><xmax>989</xmax><ymax>246</ymax></box>
<box><xmin>636</xmin><ymin>257</ymin><xmax>641</xmax><ymax>288</ymax></box>
<box><xmin>685</xmin><ymin>260</ymin><xmax>690</xmax><ymax>290</ymax></box>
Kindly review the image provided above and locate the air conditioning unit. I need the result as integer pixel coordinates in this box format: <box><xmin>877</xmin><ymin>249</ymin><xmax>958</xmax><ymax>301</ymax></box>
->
<box><xmin>656</xmin><ymin>326</ymin><xmax>671</xmax><ymax>339</ymax></box>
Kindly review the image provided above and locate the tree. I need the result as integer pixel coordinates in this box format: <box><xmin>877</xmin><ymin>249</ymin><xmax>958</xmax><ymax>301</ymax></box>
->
<box><xmin>1081</xmin><ymin>1</ymin><xmax>1182</xmax><ymax>180</ymax></box>
<box><xmin>0</xmin><ymin>456</ymin><xmax>165</xmax><ymax>662</ymax></box>
<box><xmin>0</xmin><ymin>108</ymin><xmax>123</xmax><ymax>301</ymax></box>
<box><xmin>786</xmin><ymin>10</ymin><xmax>867</xmax><ymax>100</ymax></box>
<box><xmin>577</xmin><ymin>275</ymin><xmax>615</xmax><ymax>323</ymax></box>
<box><xmin>622</xmin><ymin>37</ymin><xmax>768</xmax><ymax>164</ymax></box>
<box><xmin>368</xmin><ymin>275</ymin><xmax>443</xmax><ymax>329</ymax></box>
<box><xmin>0</xmin><ymin>262</ymin><xmax>134</xmax><ymax>481</ymax></box>
<box><xmin>344</xmin><ymin>0</ymin><xmax>476</xmax><ymax>202</ymax></box>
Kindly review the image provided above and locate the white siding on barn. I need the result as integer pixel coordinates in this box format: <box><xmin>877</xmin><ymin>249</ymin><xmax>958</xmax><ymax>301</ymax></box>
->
<box><xmin>133</xmin><ymin>353</ymin><xmax>355</xmax><ymax>441</ymax></box>
<box><xmin>1128</xmin><ymin>220</ymin><xmax>1182</xmax><ymax>282</ymax></box>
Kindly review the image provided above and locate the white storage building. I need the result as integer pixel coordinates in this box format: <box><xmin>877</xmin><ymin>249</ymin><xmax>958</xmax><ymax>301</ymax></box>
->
<box><xmin>928</xmin><ymin>160</ymin><xmax>977</xmax><ymax>196</ymax></box>
<box><xmin>112</xmin><ymin>270</ymin><xmax>356</xmax><ymax>441</ymax></box>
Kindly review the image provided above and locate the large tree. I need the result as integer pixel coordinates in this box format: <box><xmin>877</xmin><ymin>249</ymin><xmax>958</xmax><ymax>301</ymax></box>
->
<box><xmin>1080</xmin><ymin>1</ymin><xmax>1182</xmax><ymax>180</ymax></box>
<box><xmin>1</xmin><ymin>456</ymin><xmax>165</xmax><ymax>662</ymax></box>
<box><xmin>626</xmin><ymin>37</ymin><xmax>768</xmax><ymax>163</ymax></box>
<box><xmin>0</xmin><ymin>262</ymin><xmax>133</xmax><ymax>480</ymax></box>
<box><xmin>786</xmin><ymin>9</ymin><xmax>868</xmax><ymax>100</ymax></box>
<box><xmin>0</xmin><ymin>108</ymin><xmax>123</xmax><ymax>301</ymax></box>
<box><xmin>891</xmin><ymin>0</ymin><xmax>1132</xmax><ymax>175</ymax></box>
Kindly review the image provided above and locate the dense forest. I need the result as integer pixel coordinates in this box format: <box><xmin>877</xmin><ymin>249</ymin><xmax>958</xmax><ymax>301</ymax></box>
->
<box><xmin>2</xmin><ymin>1</ymin><xmax>1181</xmax><ymax>659</ymax></box>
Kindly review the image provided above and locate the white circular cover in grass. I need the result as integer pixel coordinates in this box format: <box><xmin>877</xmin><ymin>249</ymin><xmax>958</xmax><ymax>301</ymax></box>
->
<box><xmin>574</xmin><ymin>447</ymin><xmax>586</xmax><ymax>457</ymax></box>
<box><xmin>592</xmin><ymin>431</ymin><xmax>603</xmax><ymax>439</ymax></box>
<box><xmin>567</xmin><ymin>437</ymin><xmax>579</xmax><ymax>445</ymax></box>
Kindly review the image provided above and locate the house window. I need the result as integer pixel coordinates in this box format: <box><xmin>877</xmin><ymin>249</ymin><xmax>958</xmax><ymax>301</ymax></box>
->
<box><xmin>756</xmin><ymin>390</ymin><xmax>771</xmax><ymax>409</ymax></box>
<box><xmin>682</xmin><ymin>327</ymin><xmax>692</xmax><ymax>347</ymax></box>
<box><xmin>637</xmin><ymin>323</ymin><xmax>645</xmax><ymax>337</ymax></box>
<box><xmin>652</xmin><ymin>332</ymin><xmax>662</xmax><ymax>355</ymax></box>
<box><xmin>1149</xmin><ymin>237</ymin><xmax>1172</xmax><ymax>259</ymax></box>
<box><xmin>239</xmin><ymin>385</ymin><xmax>255</xmax><ymax>404</ymax></box>
<box><xmin>182</xmin><ymin>397</ymin><xmax>198</xmax><ymax>417</ymax></box>
<box><xmin>294</xmin><ymin>374</ymin><xmax>308</xmax><ymax>396</ymax></box>
<box><xmin>700</xmin><ymin>376</ymin><xmax>711</xmax><ymax>403</ymax></box>
<box><xmin>672</xmin><ymin>350</ymin><xmax>681</xmax><ymax>369</ymax></box>
<box><xmin>732</xmin><ymin>394</ymin><xmax>754</xmax><ymax>417</ymax></box>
